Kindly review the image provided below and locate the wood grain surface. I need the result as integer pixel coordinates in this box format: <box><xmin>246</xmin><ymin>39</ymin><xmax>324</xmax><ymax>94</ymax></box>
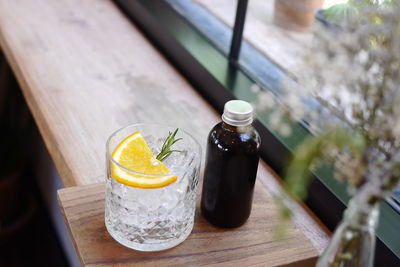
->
<box><xmin>0</xmin><ymin>0</ymin><xmax>329</xmax><ymax>258</ymax></box>
<box><xmin>195</xmin><ymin>0</ymin><xmax>312</xmax><ymax>76</ymax></box>
<box><xmin>0</xmin><ymin>0</ymin><xmax>219</xmax><ymax>187</ymax></box>
<box><xmin>58</xmin><ymin>181</ymin><xmax>318</xmax><ymax>267</ymax></box>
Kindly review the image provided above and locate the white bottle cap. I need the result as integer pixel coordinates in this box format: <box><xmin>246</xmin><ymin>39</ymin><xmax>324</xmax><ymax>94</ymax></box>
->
<box><xmin>222</xmin><ymin>100</ymin><xmax>254</xmax><ymax>127</ymax></box>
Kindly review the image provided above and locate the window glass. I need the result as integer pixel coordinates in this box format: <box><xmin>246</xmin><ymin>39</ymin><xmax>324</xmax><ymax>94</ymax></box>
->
<box><xmin>164</xmin><ymin>0</ymin><xmax>400</xmax><ymax>212</ymax></box>
<box><xmin>196</xmin><ymin>0</ymin><xmax>311</xmax><ymax>77</ymax></box>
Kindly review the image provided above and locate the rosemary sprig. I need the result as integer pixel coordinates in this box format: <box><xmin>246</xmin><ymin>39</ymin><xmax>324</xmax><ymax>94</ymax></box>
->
<box><xmin>156</xmin><ymin>128</ymin><xmax>182</xmax><ymax>162</ymax></box>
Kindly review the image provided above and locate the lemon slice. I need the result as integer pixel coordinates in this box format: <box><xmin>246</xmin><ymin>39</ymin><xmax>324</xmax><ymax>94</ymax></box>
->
<box><xmin>111</xmin><ymin>132</ymin><xmax>177</xmax><ymax>188</ymax></box>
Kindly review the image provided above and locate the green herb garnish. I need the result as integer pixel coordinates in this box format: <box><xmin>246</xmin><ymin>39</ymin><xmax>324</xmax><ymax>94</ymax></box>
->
<box><xmin>156</xmin><ymin>128</ymin><xmax>182</xmax><ymax>162</ymax></box>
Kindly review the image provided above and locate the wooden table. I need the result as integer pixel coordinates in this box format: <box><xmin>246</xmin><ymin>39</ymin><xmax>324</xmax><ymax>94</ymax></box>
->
<box><xmin>0</xmin><ymin>0</ymin><xmax>329</xmax><ymax>266</ymax></box>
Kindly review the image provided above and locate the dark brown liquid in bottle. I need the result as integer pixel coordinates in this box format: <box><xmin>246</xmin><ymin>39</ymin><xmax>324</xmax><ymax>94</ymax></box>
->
<box><xmin>201</xmin><ymin>122</ymin><xmax>260</xmax><ymax>228</ymax></box>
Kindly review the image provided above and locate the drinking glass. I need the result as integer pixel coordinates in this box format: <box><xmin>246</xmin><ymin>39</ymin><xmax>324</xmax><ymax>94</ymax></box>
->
<box><xmin>105</xmin><ymin>123</ymin><xmax>202</xmax><ymax>251</ymax></box>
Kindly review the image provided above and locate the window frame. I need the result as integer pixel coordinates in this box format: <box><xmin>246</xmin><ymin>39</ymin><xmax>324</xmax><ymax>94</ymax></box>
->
<box><xmin>112</xmin><ymin>0</ymin><xmax>400</xmax><ymax>265</ymax></box>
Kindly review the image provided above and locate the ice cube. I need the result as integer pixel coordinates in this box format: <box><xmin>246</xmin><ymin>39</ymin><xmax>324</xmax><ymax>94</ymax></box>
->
<box><xmin>138</xmin><ymin>188</ymin><xmax>162</xmax><ymax>211</ymax></box>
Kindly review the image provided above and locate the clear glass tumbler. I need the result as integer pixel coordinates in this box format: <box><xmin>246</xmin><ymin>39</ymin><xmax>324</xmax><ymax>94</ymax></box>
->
<box><xmin>105</xmin><ymin>123</ymin><xmax>202</xmax><ymax>251</ymax></box>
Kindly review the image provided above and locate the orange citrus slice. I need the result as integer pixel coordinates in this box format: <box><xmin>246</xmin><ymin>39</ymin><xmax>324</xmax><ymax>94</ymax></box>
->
<box><xmin>111</xmin><ymin>132</ymin><xmax>177</xmax><ymax>188</ymax></box>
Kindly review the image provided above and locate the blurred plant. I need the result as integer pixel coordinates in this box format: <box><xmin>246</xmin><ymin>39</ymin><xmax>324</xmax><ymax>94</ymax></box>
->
<box><xmin>324</xmin><ymin>0</ymin><xmax>358</xmax><ymax>23</ymax></box>
<box><xmin>256</xmin><ymin>0</ymin><xmax>400</xmax><ymax>265</ymax></box>
<box><xmin>324</xmin><ymin>0</ymin><xmax>393</xmax><ymax>22</ymax></box>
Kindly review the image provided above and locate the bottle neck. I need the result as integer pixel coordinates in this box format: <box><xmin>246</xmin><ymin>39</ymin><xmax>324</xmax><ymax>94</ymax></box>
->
<box><xmin>222</xmin><ymin>122</ymin><xmax>251</xmax><ymax>133</ymax></box>
<box><xmin>345</xmin><ymin>196</ymin><xmax>379</xmax><ymax>229</ymax></box>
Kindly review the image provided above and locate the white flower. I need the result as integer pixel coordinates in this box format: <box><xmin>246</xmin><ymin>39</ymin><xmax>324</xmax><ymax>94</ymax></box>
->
<box><xmin>255</xmin><ymin>1</ymin><xmax>400</xmax><ymax>198</ymax></box>
<box><xmin>250</xmin><ymin>84</ymin><xmax>261</xmax><ymax>93</ymax></box>
<box><xmin>279</xmin><ymin>124</ymin><xmax>292</xmax><ymax>137</ymax></box>
<box><xmin>256</xmin><ymin>90</ymin><xmax>276</xmax><ymax>111</ymax></box>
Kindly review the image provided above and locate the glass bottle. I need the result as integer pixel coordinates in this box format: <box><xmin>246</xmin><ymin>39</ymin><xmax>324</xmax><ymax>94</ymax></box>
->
<box><xmin>201</xmin><ymin>100</ymin><xmax>260</xmax><ymax>228</ymax></box>
<box><xmin>316</xmin><ymin>194</ymin><xmax>379</xmax><ymax>267</ymax></box>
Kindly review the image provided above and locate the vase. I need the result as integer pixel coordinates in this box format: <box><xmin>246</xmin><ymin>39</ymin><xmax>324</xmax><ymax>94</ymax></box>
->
<box><xmin>316</xmin><ymin>195</ymin><xmax>379</xmax><ymax>267</ymax></box>
<box><xmin>273</xmin><ymin>0</ymin><xmax>324</xmax><ymax>32</ymax></box>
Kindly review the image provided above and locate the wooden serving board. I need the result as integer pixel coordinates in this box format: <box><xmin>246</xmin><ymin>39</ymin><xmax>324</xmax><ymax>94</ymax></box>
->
<box><xmin>58</xmin><ymin>181</ymin><xmax>318</xmax><ymax>266</ymax></box>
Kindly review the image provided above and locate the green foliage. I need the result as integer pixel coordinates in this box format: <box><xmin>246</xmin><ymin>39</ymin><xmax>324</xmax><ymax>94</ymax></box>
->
<box><xmin>273</xmin><ymin>196</ymin><xmax>293</xmax><ymax>239</ymax></box>
<box><xmin>156</xmin><ymin>128</ymin><xmax>182</xmax><ymax>162</ymax></box>
<box><xmin>324</xmin><ymin>3</ymin><xmax>358</xmax><ymax>23</ymax></box>
<box><xmin>323</xmin><ymin>0</ymin><xmax>393</xmax><ymax>23</ymax></box>
<box><xmin>285</xmin><ymin>128</ymin><xmax>365</xmax><ymax>201</ymax></box>
<box><xmin>276</xmin><ymin>128</ymin><xmax>366</xmax><ymax>230</ymax></box>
